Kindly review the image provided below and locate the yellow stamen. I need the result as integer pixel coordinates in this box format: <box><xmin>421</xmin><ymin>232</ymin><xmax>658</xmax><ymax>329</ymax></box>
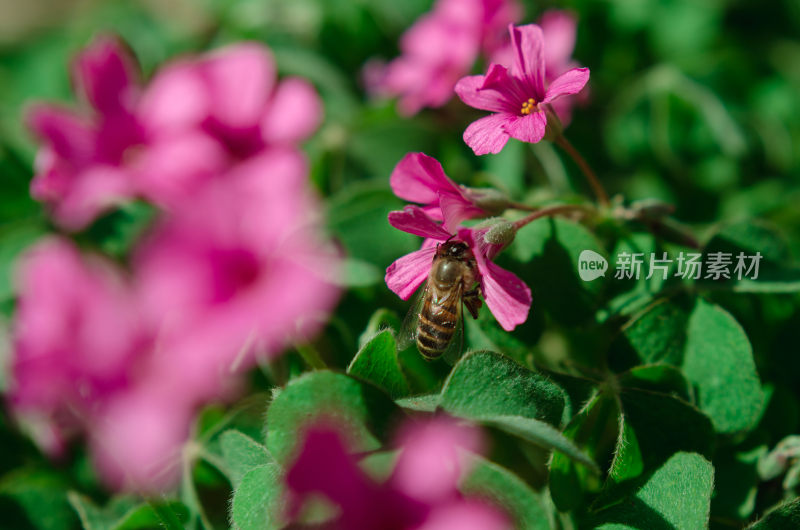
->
<box><xmin>520</xmin><ymin>97</ymin><xmax>537</xmax><ymax>115</ymax></box>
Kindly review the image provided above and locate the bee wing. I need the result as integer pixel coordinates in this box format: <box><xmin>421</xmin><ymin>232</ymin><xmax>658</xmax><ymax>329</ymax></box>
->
<box><xmin>442</xmin><ymin>301</ymin><xmax>466</xmax><ymax>365</ymax></box>
<box><xmin>397</xmin><ymin>281</ymin><xmax>428</xmax><ymax>351</ymax></box>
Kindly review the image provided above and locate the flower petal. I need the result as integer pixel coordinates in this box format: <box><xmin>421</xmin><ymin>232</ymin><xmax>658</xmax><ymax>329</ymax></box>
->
<box><xmin>202</xmin><ymin>44</ymin><xmax>276</xmax><ymax>128</ymax></box>
<box><xmin>418</xmin><ymin>500</ymin><xmax>512</xmax><ymax>530</ymax></box>
<box><xmin>439</xmin><ymin>193</ymin><xmax>486</xmax><ymax>233</ymax></box>
<box><xmin>388</xmin><ymin>206</ymin><xmax>452</xmax><ymax>240</ymax></box>
<box><xmin>463</xmin><ymin>114</ymin><xmax>511</xmax><ymax>155</ymax></box>
<box><xmin>540</xmin><ymin>10</ymin><xmax>577</xmax><ymax>75</ymax></box>
<box><xmin>391</xmin><ymin>417</ymin><xmax>483</xmax><ymax>503</ymax></box>
<box><xmin>138</xmin><ymin>61</ymin><xmax>209</xmax><ymax>134</ymax></box>
<box><xmin>454</xmin><ymin>73</ymin><xmax>508</xmax><ymax>113</ymax></box>
<box><xmin>544</xmin><ymin>68</ymin><xmax>590</xmax><ymax>102</ymax></box>
<box><xmin>385</xmin><ymin>244</ymin><xmax>436</xmax><ymax>300</ymax></box>
<box><xmin>504</xmin><ymin>112</ymin><xmax>547</xmax><ymax>144</ymax></box>
<box><xmin>72</xmin><ymin>36</ymin><xmax>139</xmax><ymax>115</ymax></box>
<box><xmin>390</xmin><ymin>152</ymin><xmax>459</xmax><ymax>205</ymax></box>
<box><xmin>261</xmin><ymin>77</ymin><xmax>322</xmax><ymax>144</ymax></box>
<box><xmin>27</xmin><ymin>105</ymin><xmax>95</xmax><ymax>164</ymax></box>
<box><xmin>479</xmin><ymin>260</ymin><xmax>532</xmax><ymax>331</ymax></box>
<box><xmin>508</xmin><ymin>24</ymin><xmax>545</xmax><ymax>99</ymax></box>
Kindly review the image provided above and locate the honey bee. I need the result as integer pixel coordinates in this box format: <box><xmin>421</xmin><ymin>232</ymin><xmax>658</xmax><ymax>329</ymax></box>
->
<box><xmin>399</xmin><ymin>241</ymin><xmax>482</xmax><ymax>361</ymax></box>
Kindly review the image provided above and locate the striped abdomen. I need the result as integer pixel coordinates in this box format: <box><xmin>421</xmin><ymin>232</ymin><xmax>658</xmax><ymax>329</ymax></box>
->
<box><xmin>416</xmin><ymin>284</ymin><xmax>461</xmax><ymax>359</ymax></box>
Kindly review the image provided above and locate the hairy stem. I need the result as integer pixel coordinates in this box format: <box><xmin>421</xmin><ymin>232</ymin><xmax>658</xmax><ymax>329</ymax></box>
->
<box><xmin>512</xmin><ymin>204</ymin><xmax>593</xmax><ymax>231</ymax></box>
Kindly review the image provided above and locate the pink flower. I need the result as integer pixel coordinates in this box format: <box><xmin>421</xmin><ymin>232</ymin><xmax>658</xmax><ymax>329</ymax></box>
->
<box><xmin>8</xmin><ymin>239</ymin><xmax>145</xmax><ymax>456</ymax></box>
<box><xmin>390</xmin><ymin>153</ymin><xmax>493</xmax><ymax>231</ymax></box>
<box><xmin>140</xmin><ymin>43</ymin><xmax>321</xmax><ymax>161</ymax></box>
<box><xmin>8</xmin><ymin>152</ymin><xmax>340</xmax><ymax>491</ymax></box>
<box><xmin>27</xmin><ymin>37</ymin><xmax>322</xmax><ymax>228</ymax></box>
<box><xmin>286</xmin><ymin>417</ymin><xmax>511</xmax><ymax>530</ymax></box>
<box><xmin>27</xmin><ymin>36</ymin><xmax>228</xmax><ymax>229</ymax></box>
<box><xmin>455</xmin><ymin>24</ymin><xmax>590</xmax><ymax>155</ymax></box>
<box><xmin>134</xmin><ymin>148</ymin><xmax>341</xmax><ymax>395</ymax></box>
<box><xmin>367</xmin><ymin>0</ymin><xmax>520</xmax><ymax>115</ymax></box>
<box><xmin>385</xmin><ymin>206</ymin><xmax>531</xmax><ymax>331</ymax></box>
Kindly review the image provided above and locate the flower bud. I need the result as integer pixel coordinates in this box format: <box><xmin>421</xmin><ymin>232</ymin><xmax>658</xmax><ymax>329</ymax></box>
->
<box><xmin>466</xmin><ymin>188</ymin><xmax>512</xmax><ymax>215</ymax></box>
<box><xmin>482</xmin><ymin>218</ymin><xmax>516</xmax><ymax>247</ymax></box>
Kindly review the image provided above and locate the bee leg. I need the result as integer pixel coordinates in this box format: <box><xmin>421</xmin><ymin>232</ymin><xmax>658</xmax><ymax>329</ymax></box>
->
<box><xmin>463</xmin><ymin>287</ymin><xmax>482</xmax><ymax>319</ymax></box>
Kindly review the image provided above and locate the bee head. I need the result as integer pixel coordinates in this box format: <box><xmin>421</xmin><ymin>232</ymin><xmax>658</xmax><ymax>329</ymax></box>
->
<box><xmin>437</xmin><ymin>241</ymin><xmax>471</xmax><ymax>260</ymax></box>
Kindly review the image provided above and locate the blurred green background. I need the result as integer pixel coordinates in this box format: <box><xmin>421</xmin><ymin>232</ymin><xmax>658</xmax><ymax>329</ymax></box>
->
<box><xmin>1</xmin><ymin>0</ymin><xmax>800</xmax><ymax>528</ymax></box>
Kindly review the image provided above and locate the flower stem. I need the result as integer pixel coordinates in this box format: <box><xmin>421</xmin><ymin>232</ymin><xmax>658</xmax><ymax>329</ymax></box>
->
<box><xmin>512</xmin><ymin>204</ymin><xmax>593</xmax><ymax>230</ymax></box>
<box><xmin>508</xmin><ymin>201</ymin><xmax>541</xmax><ymax>212</ymax></box>
<box><xmin>554</xmin><ymin>134</ymin><xmax>610</xmax><ymax>207</ymax></box>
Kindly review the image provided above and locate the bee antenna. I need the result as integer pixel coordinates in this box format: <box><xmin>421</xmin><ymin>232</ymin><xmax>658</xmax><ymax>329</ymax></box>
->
<box><xmin>445</xmin><ymin>234</ymin><xmax>455</xmax><ymax>243</ymax></box>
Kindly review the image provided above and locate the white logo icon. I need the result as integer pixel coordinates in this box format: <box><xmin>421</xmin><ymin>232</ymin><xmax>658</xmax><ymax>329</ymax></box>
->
<box><xmin>578</xmin><ymin>250</ymin><xmax>608</xmax><ymax>282</ymax></box>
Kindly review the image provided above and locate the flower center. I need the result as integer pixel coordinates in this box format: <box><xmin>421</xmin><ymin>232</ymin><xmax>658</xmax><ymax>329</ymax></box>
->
<box><xmin>520</xmin><ymin>97</ymin><xmax>538</xmax><ymax>115</ymax></box>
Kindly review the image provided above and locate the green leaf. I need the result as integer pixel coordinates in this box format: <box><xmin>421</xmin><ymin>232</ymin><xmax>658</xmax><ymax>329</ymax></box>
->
<box><xmin>617</xmin><ymin>364</ymin><xmax>693</xmax><ymax>402</ymax></box>
<box><xmin>701</xmin><ymin>220</ymin><xmax>800</xmax><ymax>293</ymax></box>
<box><xmin>592</xmin><ymin>452</ymin><xmax>714</xmax><ymax>530</ymax></box>
<box><xmin>347</xmin><ymin>330</ymin><xmax>410</xmax><ymax>399</ymax></box>
<box><xmin>750</xmin><ymin>498</ymin><xmax>800</xmax><ymax>529</ymax></box>
<box><xmin>219</xmin><ymin>430</ymin><xmax>273</xmax><ymax>488</ymax></box>
<box><xmin>614</xmin><ymin>297</ymin><xmax>764</xmax><ymax>435</ymax></box>
<box><xmin>550</xmin><ymin>393</ymin><xmax>620</xmax><ymax>511</ymax></box>
<box><xmin>510</xmin><ymin>217</ymin><xmax>605</xmax><ymax>326</ymax></box>
<box><xmin>684</xmin><ymin>299</ymin><xmax>764</xmax><ymax>434</ymax></box>
<box><xmin>440</xmin><ymin>352</ymin><xmax>594</xmax><ymax>471</ymax></box>
<box><xmin>460</xmin><ymin>456</ymin><xmax>550</xmax><ymax>530</ymax></box>
<box><xmin>440</xmin><ymin>351</ymin><xmax>566</xmax><ymax>426</ymax></box>
<box><xmin>614</xmin><ymin>386</ymin><xmax>714</xmax><ymax>482</ymax></box>
<box><xmin>265</xmin><ymin>371</ymin><xmax>400</xmax><ymax>464</ymax></box>
<box><xmin>67</xmin><ymin>493</ymin><xmax>189</xmax><ymax>530</ymax></box>
<box><xmin>614</xmin><ymin>299</ymin><xmax>691</xmax><ymax>368</ymax></box>
<box><xmin>395</xmin><ymin>394</ymin><xmax>439</xmax><ymax>412</ymax></box>
<box><xmin>0</xmin><ymin>468</ymin><xmax>76</xmax><ymax>530</ymax></box>
<box><xmin>230</xmin><ymin>464</ymin><xmax>284</xmax><ymax>530</ymax></box>
<box><xmin>475</xmin><ymin>414</ymin><xmax>599</xmax><ymax>473</ymax></box>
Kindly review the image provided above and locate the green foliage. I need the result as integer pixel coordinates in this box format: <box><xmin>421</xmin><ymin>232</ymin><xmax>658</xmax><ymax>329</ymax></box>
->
<box><xmin>1</xmin><ymin>0</ymin><xmax>800</xmax><ymax>528</ymax></box>
<box><xmin>265</xmin><ymin>371</ymin><xmax>400</xmax><ymax>464</ymax></box>
<box><xmin>347</xmin><ymin>329</ymin><xmax>411</xmax><ymax>398</ymax></box>
<box><xmin>591</xmin><ymin>452</ymin><xmax>714</xmax><ymax>529</ymax></box>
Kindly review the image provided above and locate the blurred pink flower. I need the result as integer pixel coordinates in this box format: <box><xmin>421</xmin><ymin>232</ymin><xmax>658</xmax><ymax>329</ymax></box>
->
<box><xmin>8</xmin><ymin>239</ymin><xmax>145</xmax><ymax>456</ymax></box>
<box><xmin>455</xmin><ymin>24</ymin><xmax>590</xmax><ymax>155</ymax></box>
<box><xmin>390</xmin><ymin>153</ymin><xmax>488</xmax><ymax>231</ymax></box>
<box><xmin>27</xmin><ymin>36</ymin><xmax>227</xmax><ymax>229</ymax></box>
<box><xmin>367</xmin><ymin>0</ymin><xmax>520</xmax><ymax>115</ymax></box>
<box><xmin>286</xmin><ymin>417</ymin><xmax>511</xmax><ymax>530</ymax></box>
<box><xmin>27</xmin><ymin>37</ymin><xmax>322</xmax><ymax>229</ymax></box>
<box><xmin>134</xmin><ymin>148</ymin><xmax>341</xmax><ymax>395</ymax></box>
<box><xmin>385</xmin><ymin>206</ymin><xmax>531</xmax><ymax>331</ymax></box>
<box><xmin>8</xmin><ymin>151</ymin><xmax>340</xmax><ymax>490</ymax></box>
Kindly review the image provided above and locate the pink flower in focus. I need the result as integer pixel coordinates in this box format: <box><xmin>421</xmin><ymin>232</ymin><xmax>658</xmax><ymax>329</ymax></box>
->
<box><xmin>286</xmin><ymin>417</ymin><xmax>511</xmax><ymax>530</ymax></box>
<box><xmin>385</xmin><ymin>206</ymin><xmax>531</xmax><ymax>331</ymax></box>
<box><xmin>27</xmin><ymin>37</ymin><xmax>322</xmax><ymax>228</ymax></box>
<box><xmin>391</xmin><ymin>153</ymin><xmax>490</xmax><ymax>231</ymax></box>
<box><xmin>134</xmin><ymin>148</ymin><xmax>341</xmax><ymax>396</ymax></box>
<box><xmin>490</xmin><ymin>12</ymin><xmax>585</xmax><ymax>124</ymax></box>
<box><xmin>455</xmin><ymin>24</ymin><xmax>590</xmax><ymax>155</ymax></box>
<box><xmin>367</xmin><ymin>0</ymin><xmax>520</xmax><ymax>115</ymax></box>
